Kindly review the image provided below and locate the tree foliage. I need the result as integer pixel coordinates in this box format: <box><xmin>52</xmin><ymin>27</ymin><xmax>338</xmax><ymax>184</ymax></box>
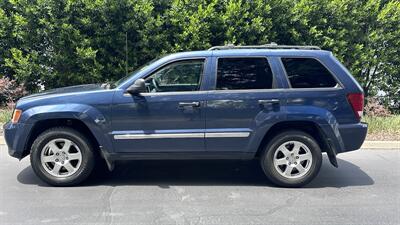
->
<box><xmin>0</xmin><ymin>0</ymin><xmax>399</xmax><ymax>101</ymax></box>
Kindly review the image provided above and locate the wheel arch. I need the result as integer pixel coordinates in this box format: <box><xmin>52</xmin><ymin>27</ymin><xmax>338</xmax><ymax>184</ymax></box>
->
<box><xmin>23</xmin><ymin>118</ymin><xmax>101</xmax><ymax>158</ymax></box>
<box><xmin>255</xmin><ymin>120</ymin><xmax>338</xmax><ymax>167</ymax></box>
<box><xmin>19</xmin><ymin>104</ymin><xmax>113</xmax><ymax>159</ymax></box>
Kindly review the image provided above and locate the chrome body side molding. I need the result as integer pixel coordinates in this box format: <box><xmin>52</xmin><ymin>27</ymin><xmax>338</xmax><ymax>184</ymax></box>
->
<box><xmin>114</xmin><ymin>132</ymin><xmax>250</xmax><ymax>140</ymax></box>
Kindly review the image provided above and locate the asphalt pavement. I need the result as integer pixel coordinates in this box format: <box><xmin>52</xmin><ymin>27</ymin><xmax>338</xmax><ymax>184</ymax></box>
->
<box><xmin>0</xmin><ymin>145</ymin><xmax>399</xmax><ymax>225</ymax></box>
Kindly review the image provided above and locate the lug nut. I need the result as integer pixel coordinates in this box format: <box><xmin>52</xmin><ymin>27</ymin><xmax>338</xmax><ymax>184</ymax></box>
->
<box><xmin>55</xmin><ymin>159</ymin><xmax>59</xmax><ymax>162</ymax></box>
<box><xmin>294</xmin><ymin>162</ymin><xmax>297</xmax><ymax>165</ymax></box>
<box><xmin>56</xmin><ymin>153</ymin><xmax>59</xmax><ymax>156</ymax></box>
<box><xmin>66</xmin><ymin>157</ymin><xmax>69</xmax><ymax>160</ymax></box>
<box><xmin>296</xmin><ymin>156</ymin><xmax>299</xmax><ymax>159</ymax></box>
<box><xmin>61</xmin><ymin>161</ymin><xmax>64</xmax><ymax>164</ymax></box>
<box><xmin>288</xmin><ymin>162</ymin><xmax>291</xmax><ymax>165</ymax></box>
<box><xmin>286</xmin><ymin>157</ymin><xmax>289</xmax><ymax>160</ymax></box>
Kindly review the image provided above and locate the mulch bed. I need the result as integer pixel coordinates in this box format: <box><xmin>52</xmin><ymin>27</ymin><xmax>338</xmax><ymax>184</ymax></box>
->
<box><xmin>366</xmin><ymin>132</ymin><xmax>400</xmax><ymax>141</ymax></box>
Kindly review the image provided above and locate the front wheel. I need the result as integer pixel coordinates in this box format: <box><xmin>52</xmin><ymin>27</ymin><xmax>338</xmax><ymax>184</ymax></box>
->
<box><xmin>30</xmin><ymin>127</ymin><xmax>95</xmax><ymax>186</ymax></box>
<box><xmin>261</xmin><ymin>130</ymin><xmax>322</xmax><ymax>187</ymax></box>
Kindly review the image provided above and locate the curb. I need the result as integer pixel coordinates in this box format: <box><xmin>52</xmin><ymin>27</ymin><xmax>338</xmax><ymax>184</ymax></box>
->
<box><xmin>0</xmin><ymin>135</ymin><xmax>399</xmax><ymax>149</ymax></box>
<box><xmin>361</xmin><ymin>141</ymin><xmax>400</xmax><ymax>149</ymax></box>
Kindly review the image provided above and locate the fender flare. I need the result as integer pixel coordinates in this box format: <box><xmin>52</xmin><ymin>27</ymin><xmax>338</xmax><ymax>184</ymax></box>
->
<box><xmin>21</xmin><ymin>104</ymin><xmax>113</xmax><ymax>155</ymax></box>
<box><xmin>285</xmin><ymin>106</ymin><xmax>344</xmax><ymax>167</ymax></box>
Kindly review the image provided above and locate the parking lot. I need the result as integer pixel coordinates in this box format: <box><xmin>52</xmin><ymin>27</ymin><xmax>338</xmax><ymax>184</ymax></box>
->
<box><xmin>0</xmin><ymin>145</ymin><xmax>399</xmax><ymax>225</ymax></box>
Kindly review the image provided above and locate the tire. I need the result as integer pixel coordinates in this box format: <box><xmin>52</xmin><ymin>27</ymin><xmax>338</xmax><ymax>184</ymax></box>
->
<box><xmin>260</xmin><ymin>130</ymin><xmax>322</xmax><ymax>188</ymax></box>
<box><xmin>30</xmin><ymin>127</ymin><xmax>95</xmax><ymax>186</ymax></box>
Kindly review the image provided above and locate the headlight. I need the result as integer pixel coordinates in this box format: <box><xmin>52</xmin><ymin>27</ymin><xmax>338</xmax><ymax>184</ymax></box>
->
<box><xmin>11</xmin><ymin>109</ymin><xmax>22</xmax><ymax>124</ymax></box>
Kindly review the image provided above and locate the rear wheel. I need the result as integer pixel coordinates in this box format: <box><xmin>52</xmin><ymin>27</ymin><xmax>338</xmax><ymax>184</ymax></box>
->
<box><xmin>30</xmin><ymin>127</ymin><xmax>95</xmax><ymax>186</ymax></box>
<box><xmin>261</xmin><ymin>130</ymin><xmax>322</xmax><ymax>187</ymax></box>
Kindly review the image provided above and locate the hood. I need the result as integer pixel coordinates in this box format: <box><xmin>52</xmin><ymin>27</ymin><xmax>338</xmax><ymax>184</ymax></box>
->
<box><xmin>20</xmin><ymin>84</ymin><xmax>105</xmax><ymax>101</ymax></box>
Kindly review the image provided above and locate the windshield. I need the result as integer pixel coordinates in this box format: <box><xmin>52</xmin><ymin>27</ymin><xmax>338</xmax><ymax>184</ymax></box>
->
<box><xmin>113</xmin><ymin>57</ymin><xmax>162</xmax><ymax>87</ymax></box>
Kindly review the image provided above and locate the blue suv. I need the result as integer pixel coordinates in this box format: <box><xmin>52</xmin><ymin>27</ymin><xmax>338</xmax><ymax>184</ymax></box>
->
<box><xmin>3</xmin><ymin>44</ymin><xmax>368</xmax><ymax>187</ymax></box>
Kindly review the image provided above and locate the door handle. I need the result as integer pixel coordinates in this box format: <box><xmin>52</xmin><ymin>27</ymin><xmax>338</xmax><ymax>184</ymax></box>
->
<box><xmin>258</xmin><ymin>99</ymin><xmax>280</xmax><ymax>105</ymax></box>
<box><xmin>178</xmin><ymin>101</ymin><xmax>200</xmax><ymax>108</ymax></box>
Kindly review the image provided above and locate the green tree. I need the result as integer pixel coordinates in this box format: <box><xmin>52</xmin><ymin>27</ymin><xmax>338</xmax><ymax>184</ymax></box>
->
<box><xmin>290</xmin><ymin>0</ymin><xmax>400</xmax><ymax>99</ymax></box>
<box><xmin>0</xmin><ymin>0</ymin><xmax>398</xmax><ymax>104</ymax></box>
<box><xmin>220</xmin><ymin>0</ymin><xmax>273</xmax><ymax>45</ymax></box>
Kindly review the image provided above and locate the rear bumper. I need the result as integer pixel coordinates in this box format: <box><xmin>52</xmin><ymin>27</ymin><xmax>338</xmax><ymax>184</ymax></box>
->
<box><xmin>338</xmin><ymin>122</ymin><xmax>368</xmax><ymax>153</ymax></box>
<box><xmin>3</xmin><ymin>122</ymin><xmax>32</xmax><ymax>159</ymax></box>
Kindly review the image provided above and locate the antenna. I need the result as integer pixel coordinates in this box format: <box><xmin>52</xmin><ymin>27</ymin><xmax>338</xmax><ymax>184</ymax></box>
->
<box><xmin>125</xmin><ymin>32</ymin><xmax>128</xmax><ymax>76</ymax></box>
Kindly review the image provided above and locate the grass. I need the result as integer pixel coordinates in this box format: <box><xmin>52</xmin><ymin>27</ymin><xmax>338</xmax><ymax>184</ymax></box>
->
<box><xmin>0</xmin><ymin>108</ymin><xmax>12</xmax><ymax>124</ymax></box>
<box><xmin>362</xmin><ymin>115</ymin><xmax>400</xmax><ymax>141</ymax></box>
<box><xmin>1</xmin><ymin>106</ymin><xmax>399</xmax><ymax>140</ymax></box>
<box><xmin>362</xmin><ymin>115</ymin><xmax>400</xmax><ymax>134</ymax></box>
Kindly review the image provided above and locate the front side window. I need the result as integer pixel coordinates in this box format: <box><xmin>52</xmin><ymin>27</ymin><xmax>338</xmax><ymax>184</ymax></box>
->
<box><xmin>281</xmin><ymin>58</ymin><xmax>337</xmax><ymax>88</ymax></box>
<box><xmin>216</xmin><ymin>58</ymin><xmax>274</xmax><ymax>90</ymax></box>
<box><xmin>145</xmin><ymin>59</ymin><xmax>204</xmax><ymax>93</ymax></box>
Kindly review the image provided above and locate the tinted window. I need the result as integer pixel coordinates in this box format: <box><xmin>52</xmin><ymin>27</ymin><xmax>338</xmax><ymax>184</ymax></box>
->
<box><xmin>281</xmin><ymin>58</ymin><xmax>337</xmax><ymax>88</ymax></box>
<box><xmin>145</xmin><ymin>60</ymin><xmax>204</xmax><ymax>92</ymax></box>
<box><xmin>216</xmin><ymin>58</ymin><xmax>273</xmax><ymax>90</ymax></box>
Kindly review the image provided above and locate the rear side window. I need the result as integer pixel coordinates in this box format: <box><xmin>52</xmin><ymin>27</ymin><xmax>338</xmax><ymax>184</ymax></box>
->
<box><xmin>281</xmin><ymin>58</ymin><xmax>337</xmax><ymax>88</ymax></box>
<box><xmin>216</xmin><ymin>58</ymin><xmax>273</xmax><ymax>90</ymax></box>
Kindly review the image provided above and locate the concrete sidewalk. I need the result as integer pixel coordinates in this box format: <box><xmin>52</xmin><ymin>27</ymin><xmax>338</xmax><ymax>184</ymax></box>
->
<box><xmin>362</xmin><ymin>141</ymin><xmax>400</xmax><ymax>149</ymax></box>
<box><xmin>0</xmin><ymin>135</ymin><xmax>398</xmax><ymax>149</ymax></box>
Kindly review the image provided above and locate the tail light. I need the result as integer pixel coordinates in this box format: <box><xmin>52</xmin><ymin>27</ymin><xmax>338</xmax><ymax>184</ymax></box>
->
<box><xmin>347</xmin><ymin>93</ymin><xmax>364</xmax><ymax>120</ymax></box>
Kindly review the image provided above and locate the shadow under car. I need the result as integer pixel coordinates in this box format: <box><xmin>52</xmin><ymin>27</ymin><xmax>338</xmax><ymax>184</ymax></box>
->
<box><xmin>17</xmin><ymin>155</ymin><xmax>374</xmax><ymax>188</ymax></box>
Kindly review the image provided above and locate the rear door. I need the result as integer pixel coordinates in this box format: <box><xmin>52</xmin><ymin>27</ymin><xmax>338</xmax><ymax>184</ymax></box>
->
<box><xmin>204</xmin><ymin>56</ymin><xmax>286</xmax><ymax>153</ymax></box>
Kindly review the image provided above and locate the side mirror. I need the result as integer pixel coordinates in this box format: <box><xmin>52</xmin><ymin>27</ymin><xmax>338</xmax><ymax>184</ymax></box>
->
<box><xmin>126</xmin><ymin>78</ymin><xmax>146</xmax><ymax>95</ymax></box>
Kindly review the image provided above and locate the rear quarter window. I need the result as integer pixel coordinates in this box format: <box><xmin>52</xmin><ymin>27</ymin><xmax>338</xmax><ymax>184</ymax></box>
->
<box><xmin>281</xmin><ymin>58</ymin><xmax>337</xmax><ymax>88</ymax></box>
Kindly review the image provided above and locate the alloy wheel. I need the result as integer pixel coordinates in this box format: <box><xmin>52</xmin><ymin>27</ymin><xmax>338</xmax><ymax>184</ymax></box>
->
<box><xmin>40</xmin><ymin>138</ymin><xmax>82</xmax><ymax>178</ymax></box>
<box><xmin>273</xmin><ymin>141</ymin><xmax>313</xmax><ymax>179</ymax></box>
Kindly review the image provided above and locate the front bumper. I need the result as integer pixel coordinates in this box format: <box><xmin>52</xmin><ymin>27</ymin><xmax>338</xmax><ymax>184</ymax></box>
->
<box><xmin>3</xmin><ymin>122</ymin><xmax>33</xmax><ymax>159</ymax></box>
<box><xmin>338</xmin><ymin>122</ymin><xmax>368</xmax><ymax>153</ymax></box>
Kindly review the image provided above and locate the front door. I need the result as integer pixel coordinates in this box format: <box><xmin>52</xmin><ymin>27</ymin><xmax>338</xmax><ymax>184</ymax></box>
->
<box><xmin>111</xmin><ymin>59</ymin><xmax>208</xmax><ymax>153</ymax></box>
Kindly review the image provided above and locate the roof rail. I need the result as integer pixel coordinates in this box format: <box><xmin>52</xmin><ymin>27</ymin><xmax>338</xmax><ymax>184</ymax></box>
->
<box><xmin>208</xmin><ymin>43</ymin><xmax>321</xmax><ymax>51</ymax></box>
